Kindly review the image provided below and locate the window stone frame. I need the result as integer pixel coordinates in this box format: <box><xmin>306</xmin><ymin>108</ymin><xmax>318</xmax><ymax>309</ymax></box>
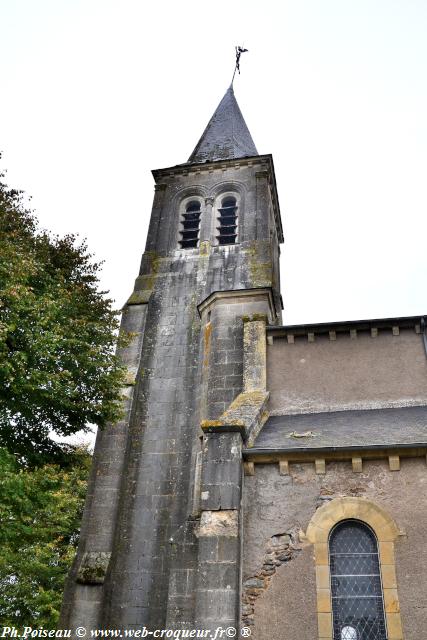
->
<box><xmin>177</xmin><ymin>195</ymin><xmax>204</xmax><ymax>250</ymax></box>
<box><xmin>212</xmin><ymin>190</ymin><xmax>242</xmax><ymax>246</ymax></box>
<box><xmin>305</xmin><ymin>497</ymin><xmax>403</xmax><ymax>640</ymax></box>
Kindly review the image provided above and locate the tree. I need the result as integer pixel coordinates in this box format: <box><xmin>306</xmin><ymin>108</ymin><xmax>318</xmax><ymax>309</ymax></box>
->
<box><xmin>0</xmin><ymin>164</ymin><xmax>125</xmax><ymax>465</ymax></box>
<box><xmin>0</xmin><ymin>447</ymin><xmax>91</xmax><ymax>626</ymax></box>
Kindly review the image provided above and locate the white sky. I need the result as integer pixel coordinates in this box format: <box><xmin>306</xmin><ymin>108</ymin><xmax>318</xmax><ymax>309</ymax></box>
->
<box><xmin>1</xmin><ymin>0</ymin><xmax>427</xmax><ymax>325</ymax></box>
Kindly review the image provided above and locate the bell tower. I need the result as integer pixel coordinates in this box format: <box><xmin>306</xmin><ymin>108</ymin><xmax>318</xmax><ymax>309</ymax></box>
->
<box><xmin>61</xmin><ymin>84</ymin><xmax>284</xmax><ymax>631</ymax></box>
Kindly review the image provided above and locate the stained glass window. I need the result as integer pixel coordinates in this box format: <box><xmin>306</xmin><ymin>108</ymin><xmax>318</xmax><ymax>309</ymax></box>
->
<box><xmin>329</xmin><ymin>520</ymin><xmax>387</xmax><ymax>640</ymax></box>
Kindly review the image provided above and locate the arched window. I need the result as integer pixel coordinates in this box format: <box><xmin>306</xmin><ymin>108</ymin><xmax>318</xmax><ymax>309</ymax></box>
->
<box><xmin>329</xmin><ymin>520</ymin><xmax>387</xmax><ymax>640</ymax></box>
<box><xmin>179</xmin><ymin>200</ymin><xmax>201</xmax><ymax>249</ymax></box>
<box><xmin>217</xmin><ymin>196</ymin><xmax>238</xmax><ymax>245</ymax></box>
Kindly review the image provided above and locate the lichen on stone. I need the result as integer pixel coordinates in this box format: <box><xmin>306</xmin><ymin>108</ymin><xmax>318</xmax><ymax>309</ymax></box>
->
<box><xmin>242</xmin><ymin>314</ymin><xmax>268</xmax><ymax>324</ymax></box>
<box><xmin>123</xmin><ymin>370</ymin><xmax>137</xmax><ymax>386</ymax></box>
<box><xmin>76</xmin><ymin>551</ymin><xmax>111</xmax><ymax>585</ymax></box>
<box><xmin>126</xmin><ymin>290</ymin><xmax>152</xmax><ymax>305</ymax></box>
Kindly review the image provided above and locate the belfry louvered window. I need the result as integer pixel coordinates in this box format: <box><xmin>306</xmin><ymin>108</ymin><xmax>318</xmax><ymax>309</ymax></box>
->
<box><xmin>179</xmin><ymin>200</ymin><xmax>201</xmax><ymax>249</ymax></box>
<box><xmin>217</xmin><ymin>196</ymin><xmax>238</xmax><ymax>245</ymax></box>
<box><xmin>329</xmin><ymin>520</ymin><xmax>387</xmax><ymax>640</ymax></box>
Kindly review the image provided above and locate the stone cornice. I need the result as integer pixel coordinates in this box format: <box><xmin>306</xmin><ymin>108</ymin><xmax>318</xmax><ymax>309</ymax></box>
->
<box><xmin>268</xmin><ymin>315</ymin><xmax>427</xmax><ymax>340</ymax></box>
<box><xmin>197</xmin><ymin>287</ymin><xmax>277</xmax><ymax>321</ymax></box>
<box><xmin>152</xmin><ymin>154</ymin><xmax>268</xmax><ymax>178</ymax></box>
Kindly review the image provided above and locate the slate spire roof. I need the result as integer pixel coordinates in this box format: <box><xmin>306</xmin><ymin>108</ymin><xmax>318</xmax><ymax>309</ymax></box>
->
<box><xmin>188</xmin><ymin>86</ymin><xmax>258</xmax><ymax>164</ymax></box>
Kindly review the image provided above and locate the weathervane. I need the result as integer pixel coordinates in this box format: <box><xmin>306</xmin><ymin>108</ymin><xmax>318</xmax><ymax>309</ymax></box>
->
<box><xmin>232</xmin><ymin>45</ymin><xmax>249</xmax><ymax>84</ymax></box>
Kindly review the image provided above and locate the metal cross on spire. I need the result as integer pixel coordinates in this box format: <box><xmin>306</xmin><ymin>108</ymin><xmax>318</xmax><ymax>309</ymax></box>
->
<box><xmin>232</xmin><ymin>45</ymin><xmax>249</xmax><ymax>84</ymax></box>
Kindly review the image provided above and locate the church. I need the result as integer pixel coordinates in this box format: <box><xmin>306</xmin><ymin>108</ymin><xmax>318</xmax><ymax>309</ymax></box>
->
<box><xmin>61</xmin><ymin>82</ymin><xmax>427</xmax><ymax>640</ymax></box>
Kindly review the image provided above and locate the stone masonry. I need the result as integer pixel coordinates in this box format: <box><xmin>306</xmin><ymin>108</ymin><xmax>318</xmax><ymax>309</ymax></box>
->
<box><xmin>60</xmin><ymin>81</ymin><xmax>427</xmax><ymax>639</ymax></box>
<box><xmin>60</xmin><ymin>86</ymin><xmax>283</xmax><ymax>632</ymax></box>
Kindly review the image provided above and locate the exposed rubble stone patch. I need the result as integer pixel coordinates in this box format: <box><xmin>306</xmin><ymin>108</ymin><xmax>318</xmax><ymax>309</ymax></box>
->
<box><xmin>241</xmin><ymin>530</ymin><xmax>301</xmax><ymax>626</ymax></box>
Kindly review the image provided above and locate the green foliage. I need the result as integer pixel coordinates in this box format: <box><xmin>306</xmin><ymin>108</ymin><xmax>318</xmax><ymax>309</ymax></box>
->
<box><xmin>0</xmin><ymin>447</ymin><xmax>91</xmax><ymax>626</ymax></box>
<box><xmin>0</xmin><ymin>164</ymin><xmax>125</xmax><ymax>464</ymax></box>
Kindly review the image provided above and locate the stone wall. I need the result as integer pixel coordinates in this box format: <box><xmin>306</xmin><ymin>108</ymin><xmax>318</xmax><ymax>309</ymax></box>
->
<box><xmin>242</xmin><ymin>459</ymin><xmax>427</xmax><ymax>639</ymax></box>
<box><xmin>61</xmin><ymin>153</ymin><xmax>283</xmax><ymax>631</ymax></box>
<box><xmin>267</xmin><ymin>328</ymin><xmax>427</xmax><ymax>415</ymax></box>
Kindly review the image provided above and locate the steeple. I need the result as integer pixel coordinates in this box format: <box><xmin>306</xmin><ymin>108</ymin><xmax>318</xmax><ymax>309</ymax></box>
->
<box><xmin>188</xmin><ymin>86</ymin><xmax>258</xmax><ymax>164</ymax></box>
<box><xmin>60</xmin><ymin>73</ymin><xmax>283</xmax><ymax>634</ymax></box>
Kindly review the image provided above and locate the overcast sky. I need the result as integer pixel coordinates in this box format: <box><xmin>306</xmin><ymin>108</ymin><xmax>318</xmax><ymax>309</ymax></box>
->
<box><xmin>1</xmin><ymin>0</ymin><xmax>427</xmax><ymax>325</ymax></box>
